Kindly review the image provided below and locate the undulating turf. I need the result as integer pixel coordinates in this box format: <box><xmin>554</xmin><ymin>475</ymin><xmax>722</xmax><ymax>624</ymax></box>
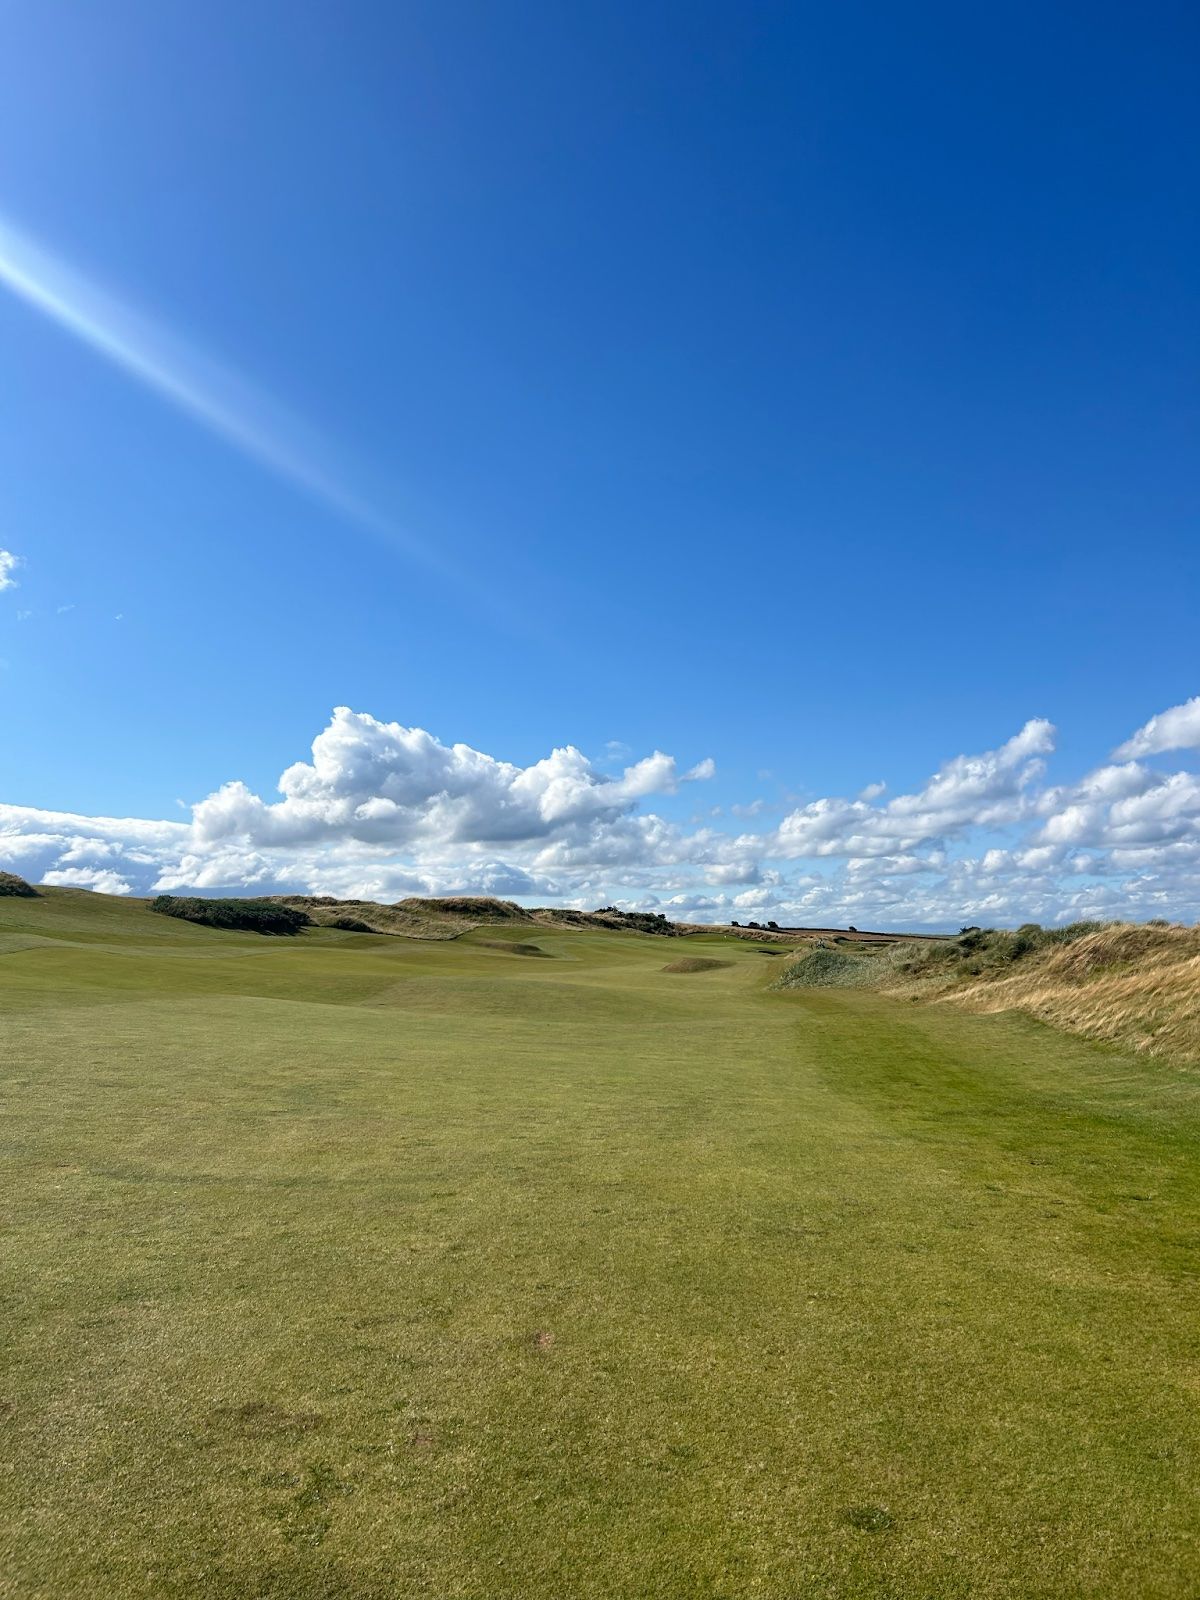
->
<box><xmin>2</xmin><ymin>889</ymin><xmax>1199</xmax><ymax>1598</ymax></box>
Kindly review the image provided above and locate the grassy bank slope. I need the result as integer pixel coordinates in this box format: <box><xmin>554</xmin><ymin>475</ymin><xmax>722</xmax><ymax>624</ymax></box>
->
<box><xmin>2</xmin><ymin>890</ymin><xmax>1199</xmax><ymax>1597</ymax></box>
<box><xmin>941</xmin><ymin>922</ymin><xmax>1200</xmax><ymax>1062</ymax></box>
<box><xmin>778</xmin><ymin>921</ymin><xmax>1200</xmax><ymax>1064</ymax></box>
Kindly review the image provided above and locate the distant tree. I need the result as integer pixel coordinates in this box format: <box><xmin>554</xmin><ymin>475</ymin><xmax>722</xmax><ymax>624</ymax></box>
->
<box><xmin>731</xmin><ymin>920</ymin><xmax>740</xmax><ymax>927</ymax></box>
<box><xmin>767</xmin><ymin>920</ymin><xmax>779</xmax><ymax>930</ymax></box>
<box><xmin>847</xmin><ymin>924</ymin><xmax>858</xmax><ymax>933</ymax></box>
<box><xmin>0</xmin><ymin>871</ymin><xmax>38</xmax><ymax>897</ymax></box>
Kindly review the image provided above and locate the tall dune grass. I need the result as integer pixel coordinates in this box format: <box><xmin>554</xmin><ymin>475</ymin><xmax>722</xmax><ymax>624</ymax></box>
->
<box><xmin>935</xmin><ymin>922</ymin><xmax>1200</xmax><ymax>1063</ymax></box>
<box><xmin>776</xmin><ymin>920</ymin><xmax>1200</xmax><ymax>1064</ymax></box>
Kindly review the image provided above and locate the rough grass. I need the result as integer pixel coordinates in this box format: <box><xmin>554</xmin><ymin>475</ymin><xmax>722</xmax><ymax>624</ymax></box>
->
<box><xmin>270</xmin><ymin>895</ymin><xmax>526</xmax><ymax>939</ymax></box>
<box><xmin>661</xmin><ymin>956</ymin><xmax>732</xmax><ymax>973</ymax></box>
<box><xmin>2</xmin><ymin>888</ymin><xmax>1200</xmax><ymax>1597</ymax></box>
<box><xmin>272</xmin><ymin>895</ymin><xmax>685</xmax><ymax>941</ymax></box>
<box><xmin>776</xmin><ymin>922</ymin><xmax>1200</xmax><ymax>1066</ymax></box>
<box><xmin>773</xmin><ymin>945</ymin><xmax>902</xmax><ymax>989</ymax></box>
<box><xmin>938</xmin><ymin>922</ymin><xmax>1200</xmax><ymax>1063</ymax></box>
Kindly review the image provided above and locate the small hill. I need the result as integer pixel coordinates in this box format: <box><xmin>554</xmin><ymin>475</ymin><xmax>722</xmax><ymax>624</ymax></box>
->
<box><xmin>936</xmin><ymin>921</ymin><xmax>1200</xmax><ymax>1064</ymax></box>
<box><xmin>268</xmin><ymin>895</ymin><xmax>684</xmax><ymax>940</ymax></box>
<box><xmin>268</xmin><ymin>895</ymin><xmax>508</xmax><ymax>939</ymax></box>
<box><xmin>776</xmin><ymin>920</ymin><xmax>1200</xmax><ymax>1064</ymax></box>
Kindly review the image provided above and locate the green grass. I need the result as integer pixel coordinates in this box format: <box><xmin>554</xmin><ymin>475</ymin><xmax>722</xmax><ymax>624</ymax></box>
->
<box><xmin>2</xmin><ymin>889</ymin><xmax>1199</xmax><ymax>1598</ymax></box>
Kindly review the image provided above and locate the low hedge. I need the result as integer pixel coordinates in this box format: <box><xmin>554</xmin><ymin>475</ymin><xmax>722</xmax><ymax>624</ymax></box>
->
<box><xmin>150</xmin><ymin>895</ymin><xmax>309</xmax><ymax>935</ymax></box>
<box><xmin>0</xmin><ymin>871</ymin><xmax>38</xmax><ymax>897</ymax></box>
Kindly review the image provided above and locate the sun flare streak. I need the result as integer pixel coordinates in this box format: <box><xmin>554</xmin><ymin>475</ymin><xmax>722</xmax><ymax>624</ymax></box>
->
<box><xmin>0</xmin><ymin>211</ymin><xmax>448</xmax><ymax>577</ymax></box>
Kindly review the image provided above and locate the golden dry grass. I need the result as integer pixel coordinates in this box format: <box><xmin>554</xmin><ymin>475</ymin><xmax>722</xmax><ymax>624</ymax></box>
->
<box><xmin>929</xmin><ymin>924</ymin><xmax>1200</xmax><ymax>1064</ymax></box>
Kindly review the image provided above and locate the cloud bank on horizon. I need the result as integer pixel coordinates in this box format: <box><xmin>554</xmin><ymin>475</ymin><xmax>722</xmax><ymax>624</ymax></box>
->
<box><xmin>4</xmin><ymin>697</ymin><xmax>1200</xmax><ymax>927</ymax></box>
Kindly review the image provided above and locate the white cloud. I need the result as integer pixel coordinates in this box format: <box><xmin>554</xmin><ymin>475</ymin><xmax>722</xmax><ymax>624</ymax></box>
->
<box><xmin>1</xmin><ymin>703</ymin><xmax>1199</xmax><ymax>928</ymax></box>
<box><xmin>41</xmin><ymin>865</ymin><xmax>135</xmax><ymax>894</ymax></box>
<box><xmin>190</xmin><ymin>707</ymin><xmax>710</xmax><ymax>851</ymax></box>
<box><xmin>1115</xmin><ymin>696</ymin><xmax>1200</xmax><ymax>759</ymax></box>
<box><xmin>684</xmin><ymin>757</ymin><xmax>716</xmax><ymax>782</ymax></box>
<box><xmin>771</xmin><ymin>720</ymin><xmax>1055</xmax><ymax>860</ymax></box>
<box><xmin>0</xmin><ymin>549</ymin><xmax>20</xmax><ymax>591</ymax></box>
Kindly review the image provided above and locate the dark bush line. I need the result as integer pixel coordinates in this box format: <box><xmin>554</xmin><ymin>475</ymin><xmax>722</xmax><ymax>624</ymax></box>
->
<box><xmin>594</xmin><ymin>906</ymin><xmax>678</xmax><ymax>935</ymax></box>
<box><xmin>0</xmin><ymin>871</ymin><xmax>38</xmax><ymax>897</ymax></box>
<box><xmin>150</xmin><ymin>895</ymin><xmax>310</xmax><ymax>935</ymax></box>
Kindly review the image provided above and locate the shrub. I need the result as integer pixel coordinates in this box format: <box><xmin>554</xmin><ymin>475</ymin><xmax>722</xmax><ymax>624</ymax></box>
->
<box><xmin>774</xmin><ymin>947</ymin><xmax>875</xmax><ymax>989</ymax></box>
<box><xmin>0</xmin><ymin>871</ymin><xmax>38</xmax><ymax>897</ymax></box>
<box><xmin>150</xmin><ymin>895</ymin><xmax>310</xmax><ymax>935</ymax></box>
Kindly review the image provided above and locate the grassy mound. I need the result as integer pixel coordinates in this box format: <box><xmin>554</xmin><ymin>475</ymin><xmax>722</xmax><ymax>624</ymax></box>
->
<box><xmin>661</xmin><ymin>957</ymin><xmax>732</xmax><ymax>973</ymax></box>
<box><xmin>773</xmin><ymin>945</ymin><xmax>893</xmax><ymax>989</ymax></box>
<box><xmin>0</xmin><ymin>871</ymin><xmax>38</xmax><ymax>897</ymax></box>
<box><xmin>268</xmin><ymin>896</ymin><xmax>529</xmax><ymax>940</ymax></box>
<box><xmin>775</xmin><ymin>921</ymin><xmax>1200</xmax><ymax>1063</ymax></box>
<box><xmin>397</xmin><ymin>895</ymin><xmax>529</xmax><ymax>921</ymax></box>
<box><xmin>279</xmin><ymin>895</ymin><xmax>684</xmax><ymax>941</ymax></box>
<box><xmin>938</xmin><ymin>921</ymin><xmax>1200</xmax><ymax>1062</ymax></box>
<box><xmin>151</xmin><ymin>895</ymin><xmax>310</xmax><ymax>935</ymax></box>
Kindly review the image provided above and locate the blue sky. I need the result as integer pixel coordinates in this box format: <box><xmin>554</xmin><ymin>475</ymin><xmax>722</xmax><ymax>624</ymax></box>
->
<box><xmin>1</xmin><ymin>1</ymin><xmax>1198</xmax><ymax>926</ymax></box>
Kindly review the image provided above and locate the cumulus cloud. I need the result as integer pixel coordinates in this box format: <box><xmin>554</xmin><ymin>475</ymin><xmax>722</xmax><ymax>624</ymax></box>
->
<box><xmin>2</xmin><ymin>701</ymin><xmax>1199</xmax><ymax>928</ymax></box>
<box><xmin>190</xmin><ymin>707</ymin><xmax>711</xmax><ymax>850</ymax></box>
<box><xmin>0</xmin><ymin>548</ymin><xmax>20</xmax><ymax>591</ymax></box>
<box><xmin>1115</xmin><ymin>696</ymin><xmax>1200</xmax><ymax>759</ymax></box>
<box><xmin>772</xmin><ymin>720</ymin><xmax>1055</xmax><ymax>860</ymax></box>
<box><xmin>41</xmin><ymin>865</ymin><xmax>135</xmax><ymax>894</ymax></box>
